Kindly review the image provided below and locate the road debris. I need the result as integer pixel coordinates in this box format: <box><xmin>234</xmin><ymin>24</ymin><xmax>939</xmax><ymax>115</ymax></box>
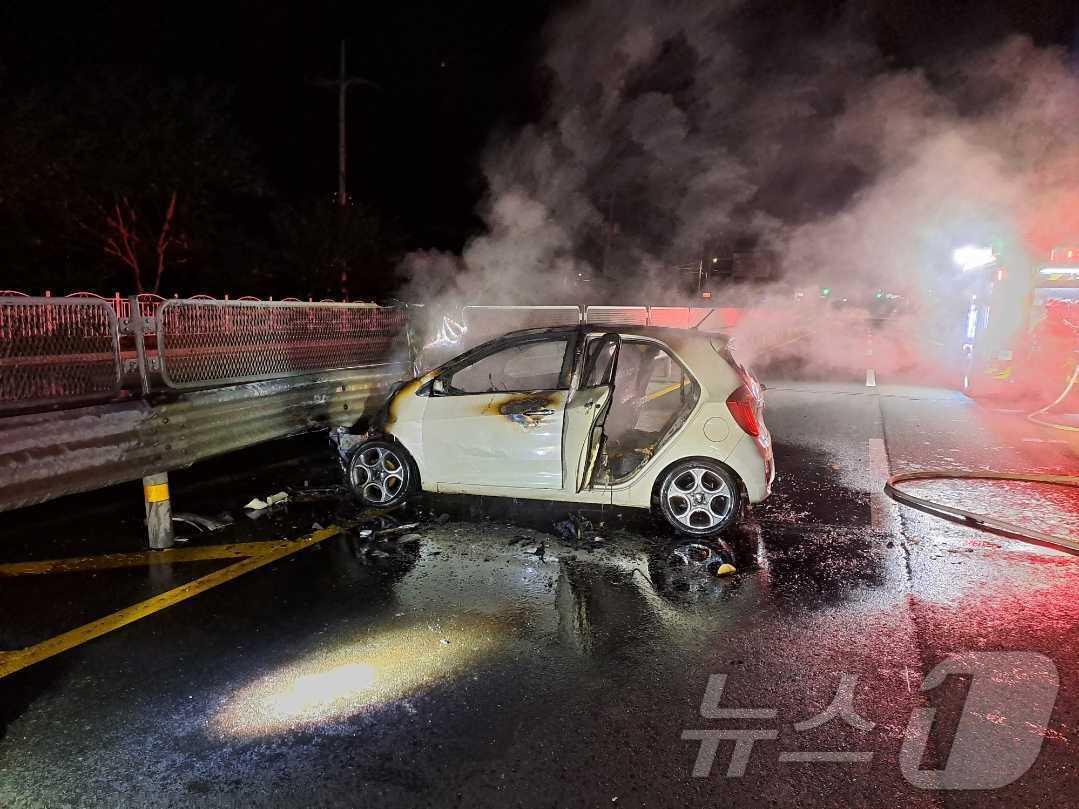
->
<box><xmin>288</xmin><ymin>485</ymin><xmax>350</xmax><ymax>503</ymax></box>
<box><xmin>375</xmin><ymin>522</ymin><xmax>420</xmax><ymax>537</ymax></box>
<box><xmin>551</xmin><ymin>513</ymin><xmax>595</xmax><ymax>542</ymax></box>
<box><xmin>172</xmin><ymin>512</ymin><xmax>233</xmax><ymax>533</ymax></box>
<box><xmin>243</xmin><ymin>491</ymin><xmax>289</xmax><ymax>511</ymax></box>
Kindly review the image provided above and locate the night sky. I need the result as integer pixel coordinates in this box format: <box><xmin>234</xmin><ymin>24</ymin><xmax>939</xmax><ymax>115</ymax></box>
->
<box><xmin>1</xmin><ymin>0</ymin><xmax>1077</xmax><ymax>277</ymax></box>
<box><xmin>1</xmin><ymin>1</ymin><xmax>552</xmax><ymax>253</ymax></box>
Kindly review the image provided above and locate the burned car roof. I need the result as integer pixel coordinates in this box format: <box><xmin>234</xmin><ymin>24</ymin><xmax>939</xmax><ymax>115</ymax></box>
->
<box><xmin>423</xmin><ymin>323</ymin><xmax>736</xmax><ymax>384</ymax></box>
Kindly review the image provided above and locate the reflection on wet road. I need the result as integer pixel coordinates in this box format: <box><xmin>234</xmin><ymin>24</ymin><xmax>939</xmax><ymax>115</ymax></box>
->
<box><xmin>0</xmin><ymin>377</ymin><xmax>1077</xmax><ymax>808</ymax></box>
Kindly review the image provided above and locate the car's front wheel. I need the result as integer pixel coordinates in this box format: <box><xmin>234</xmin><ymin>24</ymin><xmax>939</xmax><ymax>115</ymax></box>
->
<box><xmin>347</xmin><ymin>440</ymin><xmax>416</xmax><ymax>508</ymax></box>
<box><xmin>655</xmin><ymin>459</ymin><xmax>741</xmax><ymax>536</ymax></box>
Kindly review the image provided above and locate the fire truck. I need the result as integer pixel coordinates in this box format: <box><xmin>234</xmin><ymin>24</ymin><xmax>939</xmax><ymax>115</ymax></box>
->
<box><xmin>959</xmin><ymin>247</ymin><xmax>1079</xmax><ymax>402</ymax></box>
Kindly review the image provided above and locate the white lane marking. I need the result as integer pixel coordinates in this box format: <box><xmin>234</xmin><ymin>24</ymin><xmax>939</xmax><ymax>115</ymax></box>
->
<box><xmin>865</xmin><ymin>369</ymin><xmax>877</xmax><ymax>387</ymax></box>
<box><xmin>1022</xmin><ymin>437</ymin><xmax>1069</xmax><ymax>445</ymax></box>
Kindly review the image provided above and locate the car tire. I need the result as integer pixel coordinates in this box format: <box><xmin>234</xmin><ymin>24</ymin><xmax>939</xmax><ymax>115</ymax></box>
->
<box><xmin>347</xmin><ymin>440</ymin><xmax>417</xmax><ymax>509</ymax></box>
<box><xmin>655</xmin><ymin>459</ymin><xmax>741</xmax><ymax>537</ymax></box>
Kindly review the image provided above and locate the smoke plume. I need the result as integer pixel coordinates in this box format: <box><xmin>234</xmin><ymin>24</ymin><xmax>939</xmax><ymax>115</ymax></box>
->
<box><xmin>399</xmin><ymin>1</ymin><xmax>1079</xmax><ymax>376</ymax></box>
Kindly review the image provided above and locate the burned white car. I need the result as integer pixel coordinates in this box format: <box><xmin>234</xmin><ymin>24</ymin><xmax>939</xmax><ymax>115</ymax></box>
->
<box><xmin>346</xmin><ymin>325</ymin><xmax>774</xmax><ymax>536</ymax></box>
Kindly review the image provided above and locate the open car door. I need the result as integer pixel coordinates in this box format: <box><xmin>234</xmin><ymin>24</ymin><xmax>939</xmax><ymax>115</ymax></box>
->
<box><xmin>562</xmin><ymin>333</ymin><xmax>620</xmax><ymax>493</ymax></box>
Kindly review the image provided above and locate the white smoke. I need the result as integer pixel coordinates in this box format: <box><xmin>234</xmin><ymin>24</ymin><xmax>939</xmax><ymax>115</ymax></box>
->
<box><xmin>398</xmin><ymin>1</ymin><xmax>1079</xmax><ymax>375</ymax></box>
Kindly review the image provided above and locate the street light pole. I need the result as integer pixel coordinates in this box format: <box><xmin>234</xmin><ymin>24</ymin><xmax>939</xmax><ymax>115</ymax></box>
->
<box><xmin>337</xmin><ymin>39</ymin><xmax>348</xmax><ymax>208</ymax></box>
<box><xmin>314</xmin><ymin>40</ymin><xmax>380</xmax><ymax>297</ymax></box>
<box><xmin>318</xmin><ymin>40</ymin><xmax>379</xmax><ymax>207</ymax></box>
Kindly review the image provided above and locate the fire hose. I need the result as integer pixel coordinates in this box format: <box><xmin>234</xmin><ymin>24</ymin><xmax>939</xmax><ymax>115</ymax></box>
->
<box><xmin>884</xmin><ymin>471</ymin><xmax>1079</xmax><ymax>556</ymax></box>
<box><xmin>1027</xmin><ymin>361</ymin><xmax>1079</xmax><ymax>432</ymax></box>
<box><xmin>886</xmin><ymin>359</ymin><xmax>1079</xmax><ymax>555</ymax></box>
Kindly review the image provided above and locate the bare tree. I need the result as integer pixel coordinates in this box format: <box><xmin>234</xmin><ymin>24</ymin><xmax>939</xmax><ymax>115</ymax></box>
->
<box><xmin>79</xmin><ymin>191</ymin><xmax>187</xmax><ymax>294</ymax></box>
<box><xmin>1</xmin><ymin>70</ymin><xmax>262</xmax><ymax>294</ymax></box>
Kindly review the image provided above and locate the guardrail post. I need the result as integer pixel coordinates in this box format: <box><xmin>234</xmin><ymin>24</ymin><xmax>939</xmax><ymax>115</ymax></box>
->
<box><xmin>127</xmin><ymin>294</ymin><xmax>152</xmax><ymax>396</ymax></box>
<box><xmin>142</xmin><ymin>472</ymin><xmax>175</xmax><ymax>550</ymax></box>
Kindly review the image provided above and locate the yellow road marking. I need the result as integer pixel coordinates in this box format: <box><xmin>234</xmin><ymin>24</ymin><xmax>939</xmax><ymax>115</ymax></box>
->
<box><xmin>0</xmin><ymin>541</ymin><xmax>297</xmax><ymax>577</ymax></box>
<box><xmin>644</xmin><ymin>381</ymin><xmax>686</xmax><ymax>402</ymax></box>
<box><xmin>0</xmin><ymin>526</ymin><xmax>343</xmax><ymax>680</ymax></box>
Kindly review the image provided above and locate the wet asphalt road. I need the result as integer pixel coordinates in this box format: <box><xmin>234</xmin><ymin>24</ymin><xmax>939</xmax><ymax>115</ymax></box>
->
<box><xmin>1</xmin><ymin>370</ymin><xmax>1078</xmax><ymax>808</ymax></box>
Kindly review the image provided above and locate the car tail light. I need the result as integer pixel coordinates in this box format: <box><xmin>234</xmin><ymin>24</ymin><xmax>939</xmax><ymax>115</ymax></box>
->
<box><xmin>726</xmin><ymin>384</ymin><xmax>761</xmax><ymax>437</ymax></box>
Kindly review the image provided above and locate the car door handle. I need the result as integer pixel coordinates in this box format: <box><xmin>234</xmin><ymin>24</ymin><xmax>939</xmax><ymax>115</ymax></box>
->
<box><xmin>523</xmin><ymin>408</ymin><xmax>555</xmax><ymax>416</ymax></box>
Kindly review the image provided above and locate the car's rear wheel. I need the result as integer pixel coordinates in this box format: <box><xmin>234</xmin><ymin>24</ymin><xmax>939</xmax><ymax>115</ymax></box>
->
<box><xmin>347</xmin><ymin>440</ymin><xmax>416</xmax><ymax>508</ymax></box>
<box><xmin>656</xmin><ymin>459</ymin><xmax>741</xmax><ymax>536</ymax></box>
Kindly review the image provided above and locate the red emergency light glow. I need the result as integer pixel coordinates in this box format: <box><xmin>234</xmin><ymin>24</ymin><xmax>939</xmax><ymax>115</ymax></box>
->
<box><xmin>1049</xmin><ymin>247</ymin><xmax>1079</xmax><ymax>262</ymax></box>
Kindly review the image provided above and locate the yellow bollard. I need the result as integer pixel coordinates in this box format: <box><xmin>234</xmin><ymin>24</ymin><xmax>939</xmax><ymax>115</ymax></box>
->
<box><xmin>142</xmin><ymin>472</ymin><xmax>175</xmax><ymax>550</ymax></box>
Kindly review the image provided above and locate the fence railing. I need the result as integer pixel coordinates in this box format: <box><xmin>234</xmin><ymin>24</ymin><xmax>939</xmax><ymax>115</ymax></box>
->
<box><xmin>0</xmin><ymin>295</ymin><xmax>410</xmax><ymax>411</ymax></box>
<box><xmin>156</xmin><ymin>299</ymin><xmax>410</xmax><ymax>389</ymax></box>
<box><xmin>0</xmin><ymin>297</ymin><xmax>122</xmax><ymax>413</ymax></box>
<box><xmin>0</xmin><ymin>290</ymin><xmax>373</xmax><ymax>322</ymax></box>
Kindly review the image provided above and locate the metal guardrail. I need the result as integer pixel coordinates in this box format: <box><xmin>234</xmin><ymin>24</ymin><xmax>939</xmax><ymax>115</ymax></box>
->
<box><xmin>156</xmin><ymin>299</ymin><xmax>409</xmax><ymax>390</ymax></box>
<box><xmin>582</xmin><ymin>305</ymin><xmax>749</xmax><ymax>331</ymax></box>
<box><xmin>0</xmin><ymin>297</ymin><xmax>122</xmax><ymax>413</ymax></box>
<box><xmin>0</xmin><ymin>365</ymin><xmax>407</xmax><ymax>512</ymax></box>
<box><xmin>462</xmin><ymin>305</ymin><xmax>582</xmax><ymax>339</ymax></box>
<box><xmin>583</xmin><ymin>305</ymin><xmax>649</xmax><ymax>326</ymax></box>
<box><xmin>460</xmin><ymin>305</ymin><xmax>740</xmax><ymax>333</ymax></box>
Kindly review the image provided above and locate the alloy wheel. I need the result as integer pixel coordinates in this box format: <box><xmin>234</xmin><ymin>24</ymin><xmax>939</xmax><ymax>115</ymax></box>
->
<box><xmin>350</xmin><ymin>445</ymin><xmax>408</xmax><ymax>505</ymax></box>
<box><xmin>665</xmin><ymin>467</ymin><xmax>733</xmax><ymax>531</ymax></box>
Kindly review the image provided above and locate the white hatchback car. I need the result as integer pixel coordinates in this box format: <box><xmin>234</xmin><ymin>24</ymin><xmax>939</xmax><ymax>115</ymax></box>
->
<box><xmin>347</xmin><ymin>325</ymin><xmax>774</xmax><ymax>536</ymax></box>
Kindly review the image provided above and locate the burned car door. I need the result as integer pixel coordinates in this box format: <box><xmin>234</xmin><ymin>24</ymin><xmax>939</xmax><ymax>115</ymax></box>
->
<box><xmin>422</xmin><ymin>336</ymin><xmax>572</xmax><ymax>489</ymax></box>
<box><xmin>563</xmin><ymin>333</ymin><xmax>620</xmax><ymax>493</ymax></box>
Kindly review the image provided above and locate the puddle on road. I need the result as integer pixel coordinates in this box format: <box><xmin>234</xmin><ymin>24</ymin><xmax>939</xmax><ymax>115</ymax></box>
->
<box><xmin>756</xmin><ymin>442</ymin><xmax>873</xmax><ymax>529</ymax></box>
<box><xmin>191</xmin><ymin>484</ymin><xmax>906</xmax><ymax>740</ymax></box>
